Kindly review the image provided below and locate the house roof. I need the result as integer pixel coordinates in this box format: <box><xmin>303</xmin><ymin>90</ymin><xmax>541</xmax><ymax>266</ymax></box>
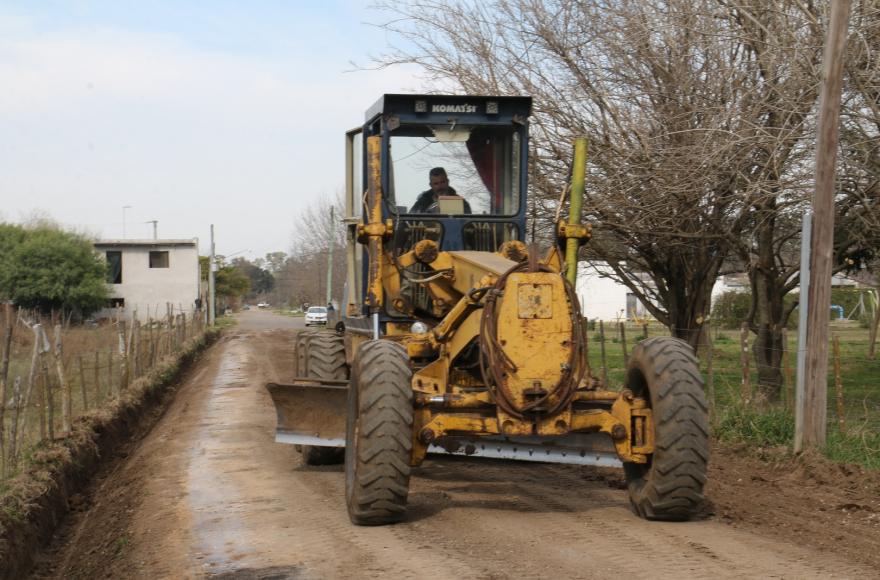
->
<box><xmin>95</xmin><ymin>238</ymin><xmax>198</xmax><ymax>248</ymax></box>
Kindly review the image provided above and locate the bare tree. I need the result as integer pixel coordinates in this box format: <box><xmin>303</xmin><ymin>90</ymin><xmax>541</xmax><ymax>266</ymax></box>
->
<box><xmin>373</xmin><ymin>2</ymin><xmax>816</xmax><ymax>342</ymax></box>
<box><xmin>279</xmin><ymin>194</ymin><xmax>346</xmax><ymax>308</ymax></box>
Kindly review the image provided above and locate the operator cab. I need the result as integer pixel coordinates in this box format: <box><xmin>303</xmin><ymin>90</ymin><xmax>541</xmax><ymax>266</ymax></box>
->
<box><xmin>343</xmin><ymin>94</ymin><xmax>532</xmax><ymax>320</ymax></box>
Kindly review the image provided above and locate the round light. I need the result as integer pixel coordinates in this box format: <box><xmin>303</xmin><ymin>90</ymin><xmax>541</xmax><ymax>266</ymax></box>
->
<box><xmin>410</xmin><ymin>321</ymin><xmax>429</xmax><ymax>334</ymax></box>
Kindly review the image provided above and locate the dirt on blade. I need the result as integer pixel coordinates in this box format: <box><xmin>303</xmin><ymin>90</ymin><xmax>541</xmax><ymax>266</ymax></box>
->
<box><xmin>31</xmin><ymin>310</ymin><xmax>880</xmax><ymax>579</ymax></box>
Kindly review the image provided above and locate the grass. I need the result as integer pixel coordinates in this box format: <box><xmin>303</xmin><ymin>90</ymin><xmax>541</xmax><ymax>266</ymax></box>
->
<box><xmin>212</xmin><ymin>314</ymin><xmax>238</xmax><ymax>329</ymax></box>
<box><xmin>587</xmin><ymin>320</ymin><xmax>880</xmax><ymax>469</ymax></box>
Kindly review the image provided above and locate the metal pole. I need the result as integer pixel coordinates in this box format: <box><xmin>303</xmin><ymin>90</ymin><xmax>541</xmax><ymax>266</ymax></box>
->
<box><xmin>209</xmin><ymin>224</ymin><xmax>216</xmax><ymax>326</ymax></box>
<box><xmin>565</xmin><ymin>138</ymin><xmax>587</xmax><ymax>285</ymax></box>
<box><xmin>326</xmin><ymin>205</ymin><xmax>334</xmax><ymax>307</ymax></box>
<box><xmin>795</xmin><ymin>211</ymin><xmax>812</xmax><ymax>452</ymax></box>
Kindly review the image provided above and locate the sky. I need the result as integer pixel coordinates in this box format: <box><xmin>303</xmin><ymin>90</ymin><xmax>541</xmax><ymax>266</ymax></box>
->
<box><xmin>0</xmin><ymin>0</ymin><xmax>423</xmax><ymax>261</ymax></box>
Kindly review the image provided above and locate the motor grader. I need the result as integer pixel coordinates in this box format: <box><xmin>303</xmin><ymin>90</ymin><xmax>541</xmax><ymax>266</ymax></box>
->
<box><xmin>267</xmin><ymin>94</ymin><xmax>709</xmax><ymax>525</ymax></box>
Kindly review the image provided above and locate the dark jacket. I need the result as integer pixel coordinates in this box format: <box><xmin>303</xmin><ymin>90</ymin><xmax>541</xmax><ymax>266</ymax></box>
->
<box><xmin>409</xmin><ymin>187</ymin><xmax>472</xmax><ymax>214</ymax></box>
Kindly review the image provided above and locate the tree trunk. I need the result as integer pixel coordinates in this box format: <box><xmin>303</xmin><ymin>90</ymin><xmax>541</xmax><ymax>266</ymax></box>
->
<box><xmin>753</xmin><ymin>324</ymin><xmax>784</xmax><ymax>400</ymax></box>
<box><xmin>748</xmin><ymin>204</ymin><xmax>788</xmax><ymax>401</ymax></box>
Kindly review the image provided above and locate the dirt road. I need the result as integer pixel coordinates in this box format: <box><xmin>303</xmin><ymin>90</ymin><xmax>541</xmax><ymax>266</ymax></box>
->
<box><xmin>35</xmin><ymin>310</ymin><xmax>879</xmax><ymax>579</ymax></box>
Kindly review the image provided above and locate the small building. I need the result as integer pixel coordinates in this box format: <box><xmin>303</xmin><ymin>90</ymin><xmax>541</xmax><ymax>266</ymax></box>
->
<box><xmin>576</xmin><ymin>261</ymin><xmax>651</xmax><ymax>322</ymax></box>
<box><xmin>94</xmin><ymin>239</ymin><xmax>201</xmax><ymax>321</ymax></box>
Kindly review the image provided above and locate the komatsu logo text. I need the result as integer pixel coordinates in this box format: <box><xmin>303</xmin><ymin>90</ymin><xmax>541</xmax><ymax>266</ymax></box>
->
<box><xmin>432</xmin><ymin>104</ymin><xmax>477</xmax><ymax>113</ymax></box>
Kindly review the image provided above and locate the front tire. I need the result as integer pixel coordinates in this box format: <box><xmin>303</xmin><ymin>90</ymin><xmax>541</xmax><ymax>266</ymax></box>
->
<box><xmin>298</xmin><ymin>330</ymin><xmax>347</xmax><ymax>466</ymax></box>
<box><xmin>345</xmin><ymin>340</ymin><xmax>413</xmax><ymax>525</ymax></box>
<box><xmin>623</xmin><ymin>337</ymin><xmax>709</xmax><ymax>521</ymax></box>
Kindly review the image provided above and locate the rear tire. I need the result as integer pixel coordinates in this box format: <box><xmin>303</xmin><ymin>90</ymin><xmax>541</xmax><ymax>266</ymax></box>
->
<box><xmin>345</xmin><ymin>340</ymin><xmax>413</xmax><ymax>525</ymax></box>
<box><xmin>298</xmin><ymin>330</ymin><xmax>347</xmax><ymax>466</ymax></box>
<box><xmin>623</xmin><ymin>337</ymin><xmax>709</xmax><ymax>521</ymax></box>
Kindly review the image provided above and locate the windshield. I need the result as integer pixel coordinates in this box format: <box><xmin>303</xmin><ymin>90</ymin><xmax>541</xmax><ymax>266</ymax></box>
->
<box><xmin>389</xmin><ymin>125</ymin><xmax>520</xmax><ymax>216</ymax></box>
<box><xmin>308</xmin><ymin>307</ymin><xmax>327</xmax><ymax>314</ymax></box>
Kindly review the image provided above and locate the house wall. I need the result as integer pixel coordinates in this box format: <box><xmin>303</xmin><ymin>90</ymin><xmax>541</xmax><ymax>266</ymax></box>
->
<box><xmin>576</xmin><ymin>262</ymin><xmax>647</xmax><ymax>321</ymax></box>
<box><xmin>96</xmin><ymin>243</ymin><xmax>201</xmax><ymax>321</ymax></box>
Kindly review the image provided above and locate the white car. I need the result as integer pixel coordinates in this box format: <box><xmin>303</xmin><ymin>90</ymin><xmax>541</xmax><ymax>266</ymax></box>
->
<box><xmin>305</xmin><ymin>306</ymin><xmax>328</xmax><ymax>326</ymax></box>
<box><xmin>257</xmin><ymin>302</ymin><xmax>270</xmax><ymax>308</ymax></box>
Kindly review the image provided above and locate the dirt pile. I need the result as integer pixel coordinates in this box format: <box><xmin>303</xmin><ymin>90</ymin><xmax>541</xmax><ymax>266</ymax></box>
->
<box><xmin>705</xmin><ymin>443</ymin><xmax>880</xmax><ymax>568</ymax></box>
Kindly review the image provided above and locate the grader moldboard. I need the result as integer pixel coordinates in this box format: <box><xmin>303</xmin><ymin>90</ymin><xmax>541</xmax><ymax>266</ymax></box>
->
<box><xmin>267</xmin><ymin>94</ymin><xmax>709</xmax><ymax>525</ymax></box>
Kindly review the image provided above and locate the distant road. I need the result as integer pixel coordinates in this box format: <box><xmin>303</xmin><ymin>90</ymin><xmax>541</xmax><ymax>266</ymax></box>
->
<box><xmin>235</xmin><ymin>308</ymin><xmax>306</xmax><ymax>331</ymax></box>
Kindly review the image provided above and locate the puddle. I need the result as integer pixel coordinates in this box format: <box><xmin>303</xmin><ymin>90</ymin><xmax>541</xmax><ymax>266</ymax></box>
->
<box><xmin>187</xmin><ymin>346</ymin><xmax>262</xmax><ymax>573</ymax></box>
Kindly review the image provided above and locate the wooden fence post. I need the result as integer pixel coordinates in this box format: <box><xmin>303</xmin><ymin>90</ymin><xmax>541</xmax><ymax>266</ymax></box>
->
<box><xmin>705</xmin><ymin>321</ymin><xmax>715</xmax><ymax>417</ymax></box>
<box><xmin>148</xmin><ymin>318</ymin><xmax>156</xmax><ymax>368</ymax></box>
<box><xmin>20</xmin><ymin>323</ymin><xmax>43</xmax><ymax>447</ymax></box>
<box><xmin>118</xmin><ymin>320</ymin><xmax>128</xmax><ymax>391</ymax></box>
<box><xmin>833</xmin><ymin>335</ymin><xmax>846</xmax><ymax>433</ymax></box>
<box><xmin>108</xmin><ymin>348</ymin><xmax>115</xmax><ymax>395</ymax></box>
<box><xmin>0</xmin><ymin>305</ymin><xmax>14</xmax><ymax>476</ymax></box>
<box><xmin>619</xmin><ymin>322</ymin><xmax>629</xmax><ymax>365</ymax></box>
<box><xmin>782</xmin><ymin>328</ymin><xmax>794</xmax><ymax>408</ymax></box>
<box><xmin>41</xmin><ymin>349</ymin><xmax>53</xmax><ymax>441</ymax></box>
<box><xmin>94</xmin><ymin>351</ymin><xmax>100</xmax><ymax>402</ymax></box>
<box><xmin>10</xmin><ymin>376</ymin><xmax>22</xmax><ymax>464</ymax></box>
<box><xmin>53</xmin><ymin>324</ymin><xmax>72</xmax><ymax>434</ymax></box>
<box><xmin>642</xmin><ymin>323</ymin><xmax>649</xmax><ymax>340</ymax></box>
<box><xmin>598</xmin><ymin>320</ymin><xmax>609</xmax><ymax>387</ymax></box>
<box><xmin>740</xmin><ymin>322</ymin><xmax>751</xmax><ymax>404</ymax></box>
<box><xmin>131</xmin><ymin>319</ymin><xmax>139</xmax><ymax>379</ymax></box>
<box><xmin>868</xmin><ymin>299</ymin><xmax>880</xmax><ymax>360</ymax></box>
<box><xmin>581</xmin><ymin>318</ymin><xmax>591</xmax><ymax>382</ymax></box>
<box><xmin>78</xmin><ymin>355</ymin><xmax>88</xmax><ymax>410</ymax></box>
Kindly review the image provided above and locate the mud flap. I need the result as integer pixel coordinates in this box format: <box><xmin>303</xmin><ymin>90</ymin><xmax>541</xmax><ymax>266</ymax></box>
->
<box><xmin>265</xmin><ymin>381</ymin><xmax>348</xmax><ymax>447</ymax></box>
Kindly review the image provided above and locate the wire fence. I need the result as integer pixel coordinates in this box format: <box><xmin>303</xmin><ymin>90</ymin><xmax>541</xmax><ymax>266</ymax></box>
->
<box><xmin>0</xmin><ymin>304</ymin><xmax>207</xmax><ymax>482</ymax></box>
<box><xmin>582</xmin><ymin>318</ymin><xmax>880</xmax><ymax>434</ymax></box>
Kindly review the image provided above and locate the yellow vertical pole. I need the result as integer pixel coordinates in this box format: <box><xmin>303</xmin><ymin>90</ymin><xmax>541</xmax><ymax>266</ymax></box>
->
<box><xmin>565</xmin><ymin>138</ymin><xmax>588</xmax><ymax>285</ymax></box>
<box><xmin>364</xmin><ymin>136</ymin><xmax>385</xmax><ymax>331</ymax></box>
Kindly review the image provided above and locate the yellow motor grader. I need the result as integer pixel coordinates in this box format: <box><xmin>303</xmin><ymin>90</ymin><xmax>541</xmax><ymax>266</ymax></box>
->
<box><xmin>267</xmin><ymin>94</ymin><xmax>709</xmax><ymax>525</ymax></box>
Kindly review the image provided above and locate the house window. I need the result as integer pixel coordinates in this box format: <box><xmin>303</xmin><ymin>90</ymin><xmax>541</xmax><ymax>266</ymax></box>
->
<box><xmin>108</xmin><ymin>298</ymin><xmax>125</xmax><ymax>308</ymax></box>
<box><xmin>149</xmin><ymin>251</ymin><xmax>170</xmax><ymax>268</ymax></box>
<box><xmin>106</xmin><ymin>251</ymin><xmax>122</xmax><ymax>283</ymax></box>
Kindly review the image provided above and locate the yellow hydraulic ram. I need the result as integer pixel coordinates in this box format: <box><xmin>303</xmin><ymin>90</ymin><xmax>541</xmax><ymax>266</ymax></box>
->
<box><xmin>565</xmin><ymin>137</ymin><xmax>587</xmax><ymax>285</ymax></box>
<box><xmin>357</xmin><ymin>135</ymin><xmax>390</xmax><ymax>338</ymax></box>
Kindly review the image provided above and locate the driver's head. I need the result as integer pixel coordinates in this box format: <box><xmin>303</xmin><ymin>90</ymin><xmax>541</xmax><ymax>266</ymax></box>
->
<box><xmin>429</xmin><ymin>167</ymin><xmax>451</xmax><ymax>194</ymax></box>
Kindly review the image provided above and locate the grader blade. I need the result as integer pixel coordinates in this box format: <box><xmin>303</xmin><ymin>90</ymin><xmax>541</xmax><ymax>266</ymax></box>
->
<box><xmin>430</xmin><ymin>433</ymin><xmax>622</xmax><ymax>468</ymax></box>
<box><xmin>265</xmin><ymin>381</ymin><xmax>347</xmax><ymax>447</ymax></box>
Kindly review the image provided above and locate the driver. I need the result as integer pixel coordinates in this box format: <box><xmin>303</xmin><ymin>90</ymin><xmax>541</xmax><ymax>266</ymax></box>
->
<box><xmin>409</xmin><ymin>167</ymin><xmax>472</xmax><ymax>214</ymax></box>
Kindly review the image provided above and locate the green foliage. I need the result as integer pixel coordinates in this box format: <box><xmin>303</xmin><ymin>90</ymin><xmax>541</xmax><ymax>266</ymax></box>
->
<box><xmin>712</xmin><ymin>288</ymin><xmax>873</xmax><ymax>330</ymax></box>
<box><xmin>829</xmin><ymin>288</ymin><xmax>873</xmax><ymax>324</ymax></box>
<box><xmin>231</xmin><ymin>257</ymin><xmax>274</xmax><ymax>296</ymax></box>
<box><xmin>824</xmin><ymin>427</ymin><xmax>880</xmax><ymax>470</ymax></box>
<box><xmin>714</xmin><ymin>404</ymin><xmax>795</xmax><ymax>447</ymax></box>
<box><xmin>215</xmin><ymin>266</ymin><xmax>250</xmax><ymax>298</ymax></box>
<box><xmin>197</xmin><ymin>255</ymin><xmax>251</xmax><ymax>298</ymax></box>
<box><xmin>711</xmin><ymin>291</ymin><xmax>751</xmax><ymax>329</ymax></box>
<box><xmin>0</xmin><ymin>223</ymin><xmax>107</xmax><ymax>316</ymax></box>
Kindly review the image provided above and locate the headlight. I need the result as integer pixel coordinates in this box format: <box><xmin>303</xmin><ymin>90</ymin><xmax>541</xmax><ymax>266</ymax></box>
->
<box><xmin>410</xmin><ymin>321</ymin><xmax>429</xmax><ymax>334</ymax></box>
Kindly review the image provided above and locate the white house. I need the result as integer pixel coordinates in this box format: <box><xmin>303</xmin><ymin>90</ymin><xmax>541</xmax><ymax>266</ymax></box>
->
<box><xmin>578</xmin><ymin>261</ymin><xmax>870</xmax><ymax>323</ymax></box>
<box><xmin>576</xmin><ymin>261</ymin><xmax>651</xmax><ymax>321</ymax></box>
<box><xmin>94</xmin><ymin>239</ymin><xmax>201</xmax><ymax>321</ymax></box>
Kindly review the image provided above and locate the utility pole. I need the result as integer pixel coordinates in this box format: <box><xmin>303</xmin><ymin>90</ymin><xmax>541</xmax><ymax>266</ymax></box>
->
<box><xmin>146</xmin><ymin>220</ymin><xmax>158</xmax><ymax>239</ymax></box>
<box><xmin>326</xmin><ymin>206</ymin><xmax>334</xmax><ymax>307</ymax></box>
<box><xmin>797</xmin><ymin>0</ymin><xmax>852</xmax><ymax>452</ymax></box>
<box><xmin>209</xmin><ymin>224</ymin><xmax>216</xmax><ymax>327</ymax></box>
